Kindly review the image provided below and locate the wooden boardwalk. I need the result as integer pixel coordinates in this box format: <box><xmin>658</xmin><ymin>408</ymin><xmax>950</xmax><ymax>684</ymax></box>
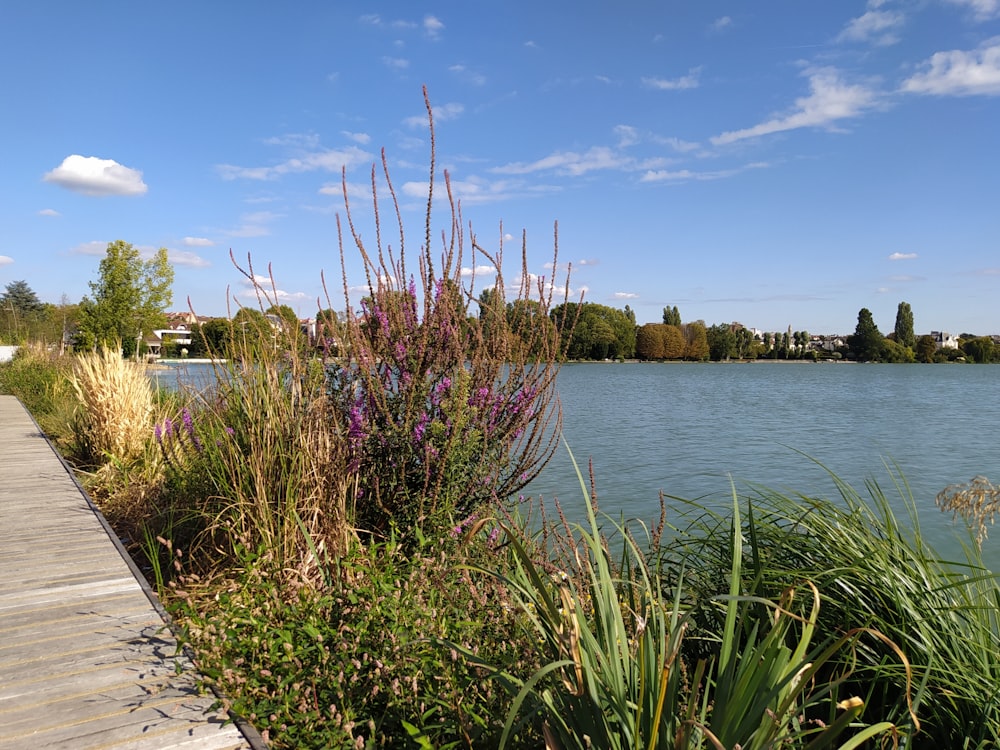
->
<box><xmin>0</xmin><ymin>396</ymin><xmax>263</xmax><ymax>749</ymax></box>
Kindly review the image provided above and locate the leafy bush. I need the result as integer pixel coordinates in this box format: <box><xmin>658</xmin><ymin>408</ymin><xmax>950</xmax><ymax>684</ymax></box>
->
<box><xmin>172</xmin><ymin>532</ymin><xmax>543</xmax><ymax>749</ymax></box>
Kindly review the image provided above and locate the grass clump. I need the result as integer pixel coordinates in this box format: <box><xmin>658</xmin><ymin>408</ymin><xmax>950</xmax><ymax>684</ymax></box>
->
<box><xmin>0</xmin><ymin>343</ymin><xmax>75</xmax><ymax>439</ymax></box>
<box><xmin>70</xmin><ymin>345</ymin><xmax>155</xmax><ymax>466</ymax></box>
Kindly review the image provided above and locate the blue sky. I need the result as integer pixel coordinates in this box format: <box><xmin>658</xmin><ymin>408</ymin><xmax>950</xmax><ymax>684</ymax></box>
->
<box><xmin>1</xmin><ymin>1</ymin><xmax>998</xmax><ymax>334</ymax></box>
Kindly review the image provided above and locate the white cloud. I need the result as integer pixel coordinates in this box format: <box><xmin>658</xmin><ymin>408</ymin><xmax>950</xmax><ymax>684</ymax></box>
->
<box><xmin>424</xmin><ymin>15</ymin><xmax>444</xmax><ymax>38</ymax></box>
<box><xmin>169</xmin><ymin>250</ymin><xmax>211</xmax><ymax>268</ymax></box>
<box><xmin>37</xmin><ymin>208</ymin><xmax>60</xmax><ymax>217</ymax></box>
<box><xmin>382</xmin><ymin>56</ymin><xmax>410</xmax><ymax>71</ymax></box>
<box><xmin>901</xmin><ymin>39</ymin><xmax>1000</xmax><ymax>96</ymax></box>
<box><xmin>70</xmin><ymin>241</ymin><xmax>110</xmax><ymax>256</ymax></box>
<box><xmin>43</xmin><ymin>155</ymin><xmax>148</xmax><ymax>196</ymax></box>
<box><xmin>836</xmin><ymin>9</ymin><xmax>904</xmax><ymax>46</ymax></box>
<box><xmin>493</xmin><ymin>146</ymin><xmax>626</xmax><ymax>176</ymax></box>
<box><xmin>640</xmin><ymin>161</ymin><xmax>767</xmax><ymax>182</ymax></box>
<box><xmin>217</xmin><ymin>145</ymin><xmax>372</xmax><ymax>180</ymax></box>
<box><xmin>183</xmin><ymin>237</ymin><xmax>215</xmax><ymax>247</ymax></box>
<box><xmin>449</xmin><ymin>64</ymin><xmax>487</xmax><ymax>86</ymax></box>
<box><xmin>642</xmin><ymin>67</ymin><xmax>701</xmax><ymax>91</ymax></box>
<box><xmin>945</xmin><ymin>0</ymin><xmax>1000</xmax><ymax>20</ymax></box>
<box><xmin>613</xmin><ymin>292</ymin><xmax>639</xmax><ymax>300</ymax></box>
<box><xmin>226</xmin><ymin>211</ymin><xmax>283</xmax><ymax>238</ymax></box>
<box><xmin>460</xmin><ymin>264</ymin><xmax>498</xmax><ymax>277</ymax></box>
<box><xmin>711</xmin><ymin>68</ymin><xmax>877</xmax><ymax>145</ymax></box>
<box><xmin>0</xmin><ymin>255</ymin><xmax>13</xmax><ymax>266</ymax></box>
<box><xmin>888</xmin><ymin>252</ymin><xmax>918</xmax><ymax>260</ymax></box>
<box><xmin>341</xmin><ymin>131</ymin><xmax>371</xmax><ymax>145</ymax></box>
<box><xmin>614</xmin><ymin>125</ymin><xmax>640</xmax><ymax>147</ymax></box>
<box><xmin>404</xmin><ymin>102</ymin><xmax>464</xmax><ymax>128</ymax></box>
<box><xmin>710</xmin><ymin>16</ymin><xmax>733</xmax><ymax>32</ymax></box>
<box><xmin>577</xmin><ymin>259</ymin><xmax>599</xmax><ymax>266</ymax></box>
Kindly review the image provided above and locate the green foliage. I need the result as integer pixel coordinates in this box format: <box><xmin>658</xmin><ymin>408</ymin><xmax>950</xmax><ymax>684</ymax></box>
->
<box><xmin>662</xmin><ymin>305</ymin><xmax>681</xmax><ymax>327</ymax></box>
<box><xmin>882</xmin><ymin>338</ymin><xmax>916</xmax><ymax>363</ymax></box>
<box><xmin>849</xmin><ymin>308</ymin><xmax>885</xmax><ymax>362</ymax></box>
<box><xmin>171</xmin><ymin>533</ymin><xmax>541</xmax><ymax>749</ymax></box>
<box><xmin>469</xmin><ymin>449</ymin><xmax>899</xmax><ymax>749</ymax></box>
<box><xmin>916</xmin><ymin>335</ymin><xmax>937</xmax><ymax>363</ymax></box>
<box><xmin>894</xmin><ymin>301</ymin><xmax>916</xmax><ymax>349</ymax></box>
<box><xmin>188</xmin><ymin>318</ymin><xmax>228</xmax><ymax>357</ymax></box>
<box><xmin>552</xmin><ymin>302</ymin><xmax>637</xmax><ymax>360</ymax></box>
<box><xmin>0</xmin><ymin>344</ymin><xmax>75</xmax><ymax>436</ymax></box>
<box><xmin>961</xmin><ymin>336</ymin><xmax>997</xmax><ymax>363</ymax></box>
<box><xmin>706</xmin><ymin>323</ymin><xmax>737</xmax><ymax>361</ymax></box>
<box><xmin>75</xmin><ymin>241</ymin><xmax>175</xmax><ymax>354</ymax></box>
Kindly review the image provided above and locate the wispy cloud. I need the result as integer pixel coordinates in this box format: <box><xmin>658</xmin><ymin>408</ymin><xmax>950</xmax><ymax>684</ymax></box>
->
<box><xmin>492</xmin><ymin>146</ymin><xmax>626</xmax><ymax>176</ymax></box>
<box><xmin>888</xmin><ymin>251</ymin><xmax>918</xmax><ymax>260</ymax></box>
<box><xmin>382</xmin><ymin>56</ymin><xmax>410</xmax><ymax>71</ymax></box>
<box><xmin>225</xmin><ymin>211</ymin><xmax>284</xmax><ymax>238</ymax></box>
<box><xmin>449</xmin><ymin>64</ymin><xmax>487</xmax><ymax>86</ymax></box>
<box><xmin>836</xmin><ymin>8</ymin><xmax>905</xmax><ymax>46</ymax></box>
<box><xmin>217</xmin><ymin>145</ymin><xmax>372</xmax><ymax>180</ymax></box>
<box><xmin>711</xmin><ymin>68</ymin><xmax>877</xmax><ymax>145</ymax></box>
<box><xmin>710</xmin><ymin>16</ymin><xmax>733</xmax><ymax>32</ymax></box>
<box><xmin>901</xmin><ymin>39</ymin><xmax>1000</xmax><ymax>96</ymax></box>
<box><xmin>424</xmin><ymin>15</ymin><xmax>444</xmax><ymax>39</ymax></box>
<box><xmin>0</xmin><ymin>255</ymin><xmax>13</xmax><ymax>266</ymax></box>
<box><xmin>183</xmin><ymin>237</ymin><xmax>214</xmax><ymax>247</ymax></box>
<box><xmin>70</xmin><ymin>241</ymin><xmax>110</xmax><ymax>256</ymax></box>
<box><xmin>168</xmin><ymin>250</ymin><xmax>211</xmax><ymax>268</ymax></box>
<box><xmin>640</xmin><ymin>161</ymin><xmax>768</xmax><ymax>183</ymax></box>
<box><xmin>944</xmin><ymin>0</ymin><xmax>1000</xmax><ymax>21</ymax></box>
<box><xmin>613</xmin><ymin>291</ymin><xmax>639</xmax><ymax>300</ymax></box>
<box><xmin>642</xmin><ymin>67</ymin><xmax>701</xmax><ymax>91</ymax></box>
<box><xmin>37</xmin><ymin>208</ymin><xmax>60</xmax><ymax>217</ymax></box>
<box><xmin>44</xmin><ymin>155</ymin><xmax>148</xmax><ymax>196</ymax></box>
<box><xmin>404</xmin><ymin>102</ymin><xmax>464</xmax><ymax>127</ymax></box>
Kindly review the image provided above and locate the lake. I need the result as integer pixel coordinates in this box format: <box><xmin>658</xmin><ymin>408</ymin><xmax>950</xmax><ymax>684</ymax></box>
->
<box><xmin>530</xmin><ymin>361</ymin><xmax>1000</xmax><ymax>569</ymax></box>
<box><xmin>150</xmin><ymin>360</ymin><xmax>1000</xmax><ymax>568</ymax></box>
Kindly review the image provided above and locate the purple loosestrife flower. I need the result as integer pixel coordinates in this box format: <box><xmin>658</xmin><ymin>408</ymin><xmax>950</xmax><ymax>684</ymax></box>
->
<box><xmin>154</xmin><ymin>424</ymin><xmax>163</xmax><ymax>444</ymax></box>
<box><xmin>413</xmin><ymin>412</ymin><xmax>430</xmax><ymax>443</ymax></box>
<box><xmin>181</xmin><ymin>408</ymin><xmax>203</xmax><ymax>452</ymax></box>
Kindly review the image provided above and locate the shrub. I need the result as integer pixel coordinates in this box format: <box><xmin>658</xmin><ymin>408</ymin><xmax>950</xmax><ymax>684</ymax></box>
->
<box><xmin>323</xmin><ymin>87</ymin><xmax>573</xmax><ymax>540</ymax></box>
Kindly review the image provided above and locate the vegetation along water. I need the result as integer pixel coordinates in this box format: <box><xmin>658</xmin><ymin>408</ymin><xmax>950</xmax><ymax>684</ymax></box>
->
<box><xmin>3</xmin><ymin>96</ymin><xmax>1000</xmax><ymax>748</ymax></box>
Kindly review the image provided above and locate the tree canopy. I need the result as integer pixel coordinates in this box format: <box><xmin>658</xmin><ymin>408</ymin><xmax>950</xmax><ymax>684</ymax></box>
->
<box><xmin>850</xmin><ymin>308</ymin><xmax>885</xmax><ymax>362</ymax></box>
<box><xmin>894</xmin><ymin>301</ymin><xmax>915</xmax><ymax>349</ymax></box>
<box><xmin>75</xmin><ymin>241</ymin><xmax>174</xmax><ymax>354</ymax></box>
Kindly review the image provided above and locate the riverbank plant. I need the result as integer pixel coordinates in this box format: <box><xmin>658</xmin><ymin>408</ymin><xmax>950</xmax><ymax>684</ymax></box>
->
<box><xmin>323</xmin><ymin>88</ymin><xmax>573</xmax><ymax>541</ymax></box>
<box><xmin>463</xmin><ymin>448</ymin><xmax>902</xmax><ymax>749</ymax></box>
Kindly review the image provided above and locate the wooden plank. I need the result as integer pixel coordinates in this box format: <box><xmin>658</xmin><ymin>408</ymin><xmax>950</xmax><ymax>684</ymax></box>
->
<box><xmin>0</xmin><ymin>396</ymin><xmax>263</xmax><ymax>749</ymax></box>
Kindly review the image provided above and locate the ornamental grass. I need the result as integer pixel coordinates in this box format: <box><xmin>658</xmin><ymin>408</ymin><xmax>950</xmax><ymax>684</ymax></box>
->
<box><xmin>70</xmin><ymin>345</ymin><xmax>154</xmax><ymax>466</ymax></box>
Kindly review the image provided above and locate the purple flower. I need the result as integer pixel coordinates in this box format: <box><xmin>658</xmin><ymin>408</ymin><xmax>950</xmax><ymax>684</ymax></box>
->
<box><xmin>413</xmin><ymin>412</ymin><xmax>430</xmax><ymax>443</ymax></box>
<box><xmin>154</xmin><ymin>424</ymin><xmax>163</xmax><ymax>444</ymax></box>
<box><xmin>224</xmin><ymin>426</ymin><xmax>235</xmax><ymax>437</ymax></box>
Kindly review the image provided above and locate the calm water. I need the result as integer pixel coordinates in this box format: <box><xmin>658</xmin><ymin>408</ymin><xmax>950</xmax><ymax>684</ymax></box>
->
<box><xmin>151</xmin><ymin>360</ymin><xmax>1000</xmax><ymax>567</ymax></box>
<box><xmin>530</xmin><ymin>362</ymin><xmax>1000</xmax><ymax>568</ymax></box>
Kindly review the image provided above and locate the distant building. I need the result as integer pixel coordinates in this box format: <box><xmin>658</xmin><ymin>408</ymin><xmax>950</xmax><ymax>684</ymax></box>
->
<box><xmin>930</xmin><ymin>331</ymin><xmax>960</xmax><ymax>350</ymax></box>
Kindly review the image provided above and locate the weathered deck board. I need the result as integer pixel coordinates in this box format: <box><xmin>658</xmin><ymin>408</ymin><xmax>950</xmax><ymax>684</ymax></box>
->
<box><xmin>0</xmin><ymin>396</ymin><xmax>262</xmax><ymax>749</ymax></box>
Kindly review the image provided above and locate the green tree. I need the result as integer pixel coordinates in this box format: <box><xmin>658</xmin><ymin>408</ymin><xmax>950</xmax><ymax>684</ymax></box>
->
<box><xmin>894</xmin><ymin>302</ymin><xmax>915</xmax><ymax>350</ymax></box>
<box><xmin>662</xmin><ymin>305</ymin><xmax>681</xmax><ymax>326</ymax></box>
<box><xmin>706</xmin><ymin>323</ymin><xmax>736</xmax><ymax>361</ymax></box>
<box><xmin>916</xmin><ymin>334</ymin><xmax>937</xmax><ymax>363</ymax></box>
<box><xmin>734</xmin><ymin>327</ymin><xmax>754</xmax><ymax>359</ymax></box>
<box><xmin>75</xmin><ymin>241</ymin><xmax>174</xmax><ymax>354</ymax></box>
<box><xmin>962</xmin><ymin>336</ymin><xmax>996</xmax><ymax>364</ymax></box>
<box><xmin>850</xmin><ymin>308</ymin><xmax>885</xmax><ymax>362</ymax></box>
<box><xmin>189</xmin><ymin>318</ymin><xmax>229</xmax><ymax>357</ymax></box>
<box><xmin>1</xmin><ymin>280</ymin><xmax>47</xmax><ymax>343</ymax></box>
